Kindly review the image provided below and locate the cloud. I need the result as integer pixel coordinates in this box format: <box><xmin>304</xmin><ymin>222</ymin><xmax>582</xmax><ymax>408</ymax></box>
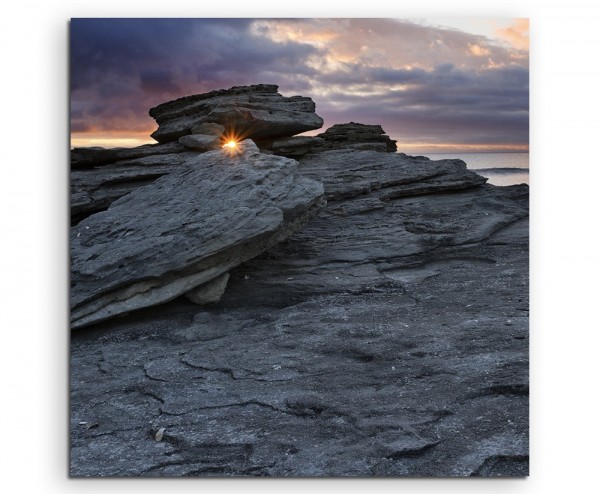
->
<box><xmin>70</xmin><ymin>18</ymin><xmax>321</xmax><ymax>134</ymax></box>
<box><xmin>139</xmin><ymin>69</ymin><xmax>181</xmax><ymax>94</ymax></box>
<box><xmin>71</xmin><ymin>18</ymin><xmax>528</xmax><ymax>151</ymax></box>
<box><xmin>496</xmin><ymin>19</ymin><xmax>529</xmax><ymax>51</ymax></box>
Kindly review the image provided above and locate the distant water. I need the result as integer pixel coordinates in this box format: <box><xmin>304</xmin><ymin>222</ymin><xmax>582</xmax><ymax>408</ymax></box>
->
<box><xmin>417</xmin><ymin>153</ymin><xmax>529</xmax><ymax>186</ymax></box>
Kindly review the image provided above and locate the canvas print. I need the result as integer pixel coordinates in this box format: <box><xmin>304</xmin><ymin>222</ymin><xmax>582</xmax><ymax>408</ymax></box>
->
<box><xmin>70</xmin><ymin>18</ymin><xmax>529</xmax><ymax>477</ymax></box>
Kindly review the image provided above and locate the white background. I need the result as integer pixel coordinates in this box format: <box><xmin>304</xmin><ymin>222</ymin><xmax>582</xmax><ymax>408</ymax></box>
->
<box><xmin>1</xmin><ymin>0</ymin><xmax>598</xmax><ymax>492</ymax></box>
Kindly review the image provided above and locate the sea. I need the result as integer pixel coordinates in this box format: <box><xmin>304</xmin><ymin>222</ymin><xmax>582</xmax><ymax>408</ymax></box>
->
<box><xmin>417</xmin><ymin>152</ymin><xmax>529</xmax><ymax>187</ymax></box>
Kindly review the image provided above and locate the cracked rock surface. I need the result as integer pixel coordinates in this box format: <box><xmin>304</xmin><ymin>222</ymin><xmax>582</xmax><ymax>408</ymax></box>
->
<box><xmin>71</xmin><ymin>147</ymin><xmax>528</xmax><ymax>476</ymax></box>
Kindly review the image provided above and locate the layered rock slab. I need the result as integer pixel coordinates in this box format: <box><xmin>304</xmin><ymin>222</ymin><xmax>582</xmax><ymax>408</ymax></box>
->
<box><xmin>70</xmin><ymin>140</ymin><xmax>325</xmax><ymax>328</ymax></box>
<box><xmin>149</xmin><ymin>84</ymin><xmax>324</xmax><ymax>143</ymax></box>
<box><xmin>298</xmin><ymin>149</ymin><xmax>487</xmax><ymax>201</ymax></box>
<box><xmin>315</xmin><ymin>122</ymin><xmax>398</xmax><ymax>152</ymax></box>
<box><xmin>71</xmin><ymin>142</ymin><xmax>187</xmax><ymax>169</ymax></box>
<box><xmin>222</xmin><ymin>184</ymin><xmax>528</xmax><ymax>309</ymax></box>
<box><xmin>71</xmin><ymin>152</ymin><xmax>197</xmax><ymax>222</ymax></box>
<box><xmin>268</xmin><ymin>136</ymin><xmax>325</xmax><ymax>158</ymax></box>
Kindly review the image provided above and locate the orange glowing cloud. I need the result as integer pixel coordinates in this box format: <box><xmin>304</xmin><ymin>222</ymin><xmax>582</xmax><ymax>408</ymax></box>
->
<box><xmin>469</xmin><ymin>44</ymin><xmax>491</xmax><ymax>57</ymax></box>
<box><xmin>496</xmin><ymin>18</ymin><xmax>529</xmax><ymax>51</ymax></box>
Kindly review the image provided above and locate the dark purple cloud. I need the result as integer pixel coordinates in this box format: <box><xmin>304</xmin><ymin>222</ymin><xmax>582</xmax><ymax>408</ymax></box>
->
<box><xmin>70</xmin><ymin>18</ymin><xmax>528</xmax><ymax>150</ymax></box>
<box><xmin>71</xmin><ymin>18</ymin><xmax>323</xmax><ymax>134</ymax></box>
<box><xmin>139</xmin><ymin>68</ymin><xmax>181</xmax><ymax>94</ymax></box>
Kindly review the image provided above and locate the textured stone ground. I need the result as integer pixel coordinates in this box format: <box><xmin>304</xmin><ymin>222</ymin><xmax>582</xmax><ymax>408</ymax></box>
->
<box><xmin>70</xmin><ymin>176</ymin><xmax>528</xmax><ymax>476</ymax></box>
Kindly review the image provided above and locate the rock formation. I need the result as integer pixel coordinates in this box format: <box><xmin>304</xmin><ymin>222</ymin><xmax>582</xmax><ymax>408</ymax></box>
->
<box><xmin>149</xmin><ymin>84</ymin><xmax>324</xmax><ymax>143</ymax></box>
<box><xmin>70</xmin><ymin>85</ymin><xmax>325</xmax><ymax>224</ymax></box>
<box><xmin>70</xmin><ymin>84</ymin><xmax>528</xmax><ymax>477</ymax></box>
<box><xmin>70</xmin><ymin>140</ymin><xmax>324</xmax><ymax>329</ymax></box>
<box><xmin>315</xmin><ymin>122</ymin><xmax>398</xmax><ymax>152</ymax></box>
<box><xmin>267</xmin><ymin>123</ymin><xmax>398</xmax><ymax>159</ymax></box>
<box><xmin>71</xmin><ymin>151</ymin><xmax>197</xmax><ymax>222</ymax></box>
<box><xmin>298</xmin><ymin>150</ymin><xmax>486</xmax><ymax>201</ymax></box>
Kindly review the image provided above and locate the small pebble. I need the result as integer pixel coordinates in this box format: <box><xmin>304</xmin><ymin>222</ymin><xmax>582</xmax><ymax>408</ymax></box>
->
<box><xmin>505</xmin><ymin>319</ymin><xmax>512</xmax><ymax>326</ymax></box>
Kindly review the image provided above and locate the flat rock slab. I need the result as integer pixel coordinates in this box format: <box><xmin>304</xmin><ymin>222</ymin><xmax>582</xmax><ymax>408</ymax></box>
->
<box><xmin>298</xmin><ymin>149</ymin><xmax>487</xmax><ymax>201</ymax></box>
<box><xmin>71</xmin><ymin>152</ymin><xmax>197</xmax><ymax>222</ymax></box>
<box><xmin>70</xmin><ymin>140</ymin><xmax>325</xmax><ymax>328</ymax></box>
<box><xmin>149</xmin><ymin>84</ymin><xmax>324</xmax><ymax>143</ymax></box>
<box><xmin>71</xmin><ymin>142</ymin><xmax>187</xmax><ymax>169</ymax></box>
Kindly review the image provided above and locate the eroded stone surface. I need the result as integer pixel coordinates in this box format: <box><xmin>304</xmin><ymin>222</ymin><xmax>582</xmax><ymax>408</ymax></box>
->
<box><xmin>70</xmin><ymin>140</ymin><xmax>325</xmax><ymax>328</ymax></box>
<box><xmin>71</xmin><ymin>148</ymin><xmax>528</xmax><ymax>476</ymax></box>
<box><xmin>185</xmin><ymin>273</ymin><xmax>230</xmax><ymax>305</ymax></box>
<box><xmin>298</xmin><ymin>149</ymin><xmax>487</xmax><ymax>201</ymax></box>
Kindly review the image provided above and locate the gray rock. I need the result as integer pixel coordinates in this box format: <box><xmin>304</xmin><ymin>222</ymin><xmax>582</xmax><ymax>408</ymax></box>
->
<box><xmin>298</xmin><ymin>149</ymin><xmax>487</xmax><ymax>201</ymax></box>
<box><xmin>268</xmin><ymin>136</ymin><xmax>325</xmax><ymax>157</ymax></box>
<box><xmin>315</xmin><ymin>122</ymin><xmax>398</xmax><ymax>152</ymax></box>
<box><xmin>71</xmin><ymin>142</ymin><xmax>187</xmax><ymax>169</ymax></box>
<box><xmin>185</xmin><ymin>273</ymin><xmax>230</xmax><ymax>305</ymax></box>
<box><xmin>70</xmin><ymin>145</ymin><xmax>528</xmax><ymax>476</ymax></box>
<box><xmin>178</xmin><ymin>134</ymin><xmax>221</xmax><ymax>151</ymax></box>
<box><xmin>344</xmin><ymin>142</ymin><xmax>389</xmax><ymax>152</ymax></box>
<box><xmin>71</xmin><ymin>152</ymin><xmax>197</xmax><ymax>222</ymax></box>
<box><xmin>70</xmin><ymin>140</ymin><xmax>325</xmax><ymax>328</ymax></box>
<box><xmin>222</xmin><ymin>184</ymin><xmax>528</xmax><ymax>314</ymax></box>
<box><xmin>191</xmin><ymin>122</ymin><xmax>225</xmax><ymax>136</ymax></box>
<box><xmin>70</xmin><ymin>182</ymin><xmax>528</xmax><ymax>477</ymax></box>
<box><xmin>149</xmin><ymin>84</ymin><xmax>324</xmax><ymax>143</ymax></box>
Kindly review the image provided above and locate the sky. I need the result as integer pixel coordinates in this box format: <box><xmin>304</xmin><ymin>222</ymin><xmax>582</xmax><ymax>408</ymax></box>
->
<box><xmin>71</xmin><ymin>18</ymin><xmax>529</xmax><ymax>153</ymax></box>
